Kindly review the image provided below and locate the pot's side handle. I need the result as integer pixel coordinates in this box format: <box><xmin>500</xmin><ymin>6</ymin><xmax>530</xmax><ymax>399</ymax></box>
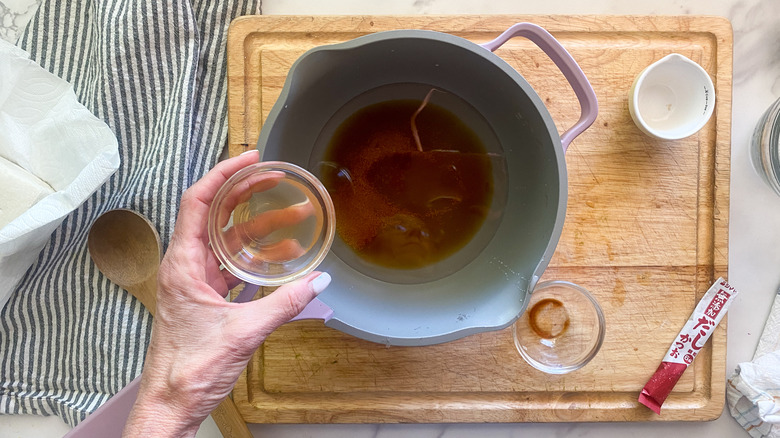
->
<box><xmin>481</xmin><ymin>23</ymin><xmax>598</xmax><ymax>153</ymax></box>
<box><xmin>288</xmin><ymin>298</ymin><xmax>335</xmax><ymax>322</ymax></box>
<box><xmin>233</xmin><ymin>283</ymin><xmax>334</xmax><ymax>322</ymax></box>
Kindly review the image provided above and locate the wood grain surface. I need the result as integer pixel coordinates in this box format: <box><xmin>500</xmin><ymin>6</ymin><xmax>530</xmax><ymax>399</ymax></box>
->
<box><xmin>225</xmin><ymin>15</ymin><xmax>732</xmax><ymax>423</ymax></box>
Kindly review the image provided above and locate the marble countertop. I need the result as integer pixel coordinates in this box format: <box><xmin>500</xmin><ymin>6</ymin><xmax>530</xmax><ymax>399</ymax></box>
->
<box><xmin>2</xmin><ymin>0</ymin><xmax>779</xmax><ymax>437</ymax></box>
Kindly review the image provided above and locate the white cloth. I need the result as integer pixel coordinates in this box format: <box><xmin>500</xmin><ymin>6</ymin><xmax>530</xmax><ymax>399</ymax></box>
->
<box><xmin>728</xmin><ymin>290</ymin><xmax>780</xmax><ymax>437</ymax></box>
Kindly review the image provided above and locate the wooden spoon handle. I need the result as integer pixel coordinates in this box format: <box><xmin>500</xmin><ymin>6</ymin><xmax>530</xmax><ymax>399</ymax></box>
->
<box><xmin>212</xmin><ymin>397</ymin><xmax>254</xmax><ymax>438</ymax></box>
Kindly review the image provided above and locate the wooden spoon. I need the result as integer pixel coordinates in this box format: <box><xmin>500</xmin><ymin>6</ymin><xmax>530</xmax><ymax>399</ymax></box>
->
<box><xmin>80</xmin><ymin>208</ymin><xmax>253</xmax><ymax>438</ymax></box>
<box><xmin>88</xmin><ymin>208</ymin><xmax>161</xmax><ymax>313</ymax></box>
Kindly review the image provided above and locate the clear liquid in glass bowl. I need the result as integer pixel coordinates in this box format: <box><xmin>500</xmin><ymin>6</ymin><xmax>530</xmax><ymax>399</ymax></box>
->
<box><xmin>208</xmin><ymin>161</ymin><xmax>336</xmax><ymax>286</ymax></box>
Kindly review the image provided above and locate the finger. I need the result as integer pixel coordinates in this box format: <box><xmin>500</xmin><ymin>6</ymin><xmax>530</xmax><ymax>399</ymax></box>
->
<box><xmin>255</xmin><ymin>239</ymin><xmax>306</xmax><ymax>263</ymax></box>
<box><xmin>242</xmin><ymin>271</ymin><xmax>331</xmax><ymax>335</ymax></box>
<box><xmin>191</xmin><ymin>150</ymin><xmax>261</xmax><ymax>207</ymax></box>
<box><xmin>201</xmin><ymin>249</ymin><xmax>232</xmax><ymax>296</ymax></box>
<box><xmin>223</xmin><ymin>238</ymin><xmax>305</xmax><ymax>264</ymax></box>
<box><xmin>177</xmin><ymin>150</ymin><xmax>261</xmax><ymax>244</ymax></box>
<box><xmin>216</xmin><ymin>171</ymin><xmax>285</xmax><ymax>228</ymax></box>
<box><xmin>236</xmin><ymin>200</ymin><xmax>315</xmax><ymax>239</ymax></box>
<box><xmin>221</xmin><ymin>200</ymin><xmax>315</xmax><ymax>255</ymax></box>
<box><xmin>221</xmin><ymin>268</ymin><xmax>243</xmax><ymax>294</ymax></box>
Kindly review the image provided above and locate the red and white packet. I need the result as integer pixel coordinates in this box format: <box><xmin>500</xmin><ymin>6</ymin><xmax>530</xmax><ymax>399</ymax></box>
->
<box><xmin>639</xmin><ymin>277</ymin><xmax>739</xmax><ymax>414</ymax></box>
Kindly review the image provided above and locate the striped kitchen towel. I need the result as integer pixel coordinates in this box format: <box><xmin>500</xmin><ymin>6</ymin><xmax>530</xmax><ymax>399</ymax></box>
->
<box><xmin>0</xmin><ymin>0</ymin><xmax>259</xmax><ymax>426</ymax></box>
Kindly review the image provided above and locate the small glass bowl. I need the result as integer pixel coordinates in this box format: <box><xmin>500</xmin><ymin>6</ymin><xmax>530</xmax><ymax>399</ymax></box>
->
<box><xmin>513</xmin><ymin>280</ymin><xmax>606</xmax><ymax>374</ymax></box>
<box><xmin>751</xmin><ymin>97</ymin><xmax>780</xmax><ymax>197</ymax></box>
<box><xmin>208</xmin><ymin>161</ymin><xmax>336</xmax><ymax>286</ymax></box>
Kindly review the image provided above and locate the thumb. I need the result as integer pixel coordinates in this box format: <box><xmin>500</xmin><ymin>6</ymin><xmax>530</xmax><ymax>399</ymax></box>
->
<box><xmin>245</xmin><ymin>271</ymin><xmax>332</xmax><ymax>335</ymax></box>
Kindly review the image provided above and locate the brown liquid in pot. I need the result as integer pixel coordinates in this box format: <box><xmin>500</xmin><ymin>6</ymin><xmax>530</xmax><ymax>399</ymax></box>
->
<box><xmin>321</xmin><ymin>98</ymin><xmax>493</xmax><ymax>270</ymax></box>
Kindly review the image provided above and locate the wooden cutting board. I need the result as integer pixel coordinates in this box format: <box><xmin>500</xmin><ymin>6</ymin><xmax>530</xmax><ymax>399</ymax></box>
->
<box><xmin>225</xmin><ymin>15</ymin><xmax>732</xmax><ymax>422</ymax></box>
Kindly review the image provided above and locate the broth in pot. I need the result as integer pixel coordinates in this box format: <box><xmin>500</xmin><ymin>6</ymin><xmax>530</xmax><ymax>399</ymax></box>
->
<box><xmin>320</xmin><ymin>89</ymin><xmax>495</xmax><ymax>271</ymax></box>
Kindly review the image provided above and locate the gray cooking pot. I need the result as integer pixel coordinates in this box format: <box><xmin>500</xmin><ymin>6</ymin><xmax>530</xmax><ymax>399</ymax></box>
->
<box><xmin>258</xmin><ymin>23</ymin><xmax>598</xmax><ymax>346</ymax></box>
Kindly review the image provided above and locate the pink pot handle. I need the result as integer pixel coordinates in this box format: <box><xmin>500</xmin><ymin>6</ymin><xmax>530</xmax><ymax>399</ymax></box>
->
<box><xmin>481</xmin><ymin>23</ymin><xmax>598</xmax><ymax>152</ymax></box>
<box><xmin>63</xmin><ymin>376</ymin><xmax>141</xmax><ymax>438</ymax></box>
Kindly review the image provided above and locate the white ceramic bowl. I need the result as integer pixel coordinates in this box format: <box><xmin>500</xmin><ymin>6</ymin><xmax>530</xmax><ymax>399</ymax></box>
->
<box><xmin>628</xmin><ymin>53</ymin><xmax>715</xmax><ymax>140</ymax></box>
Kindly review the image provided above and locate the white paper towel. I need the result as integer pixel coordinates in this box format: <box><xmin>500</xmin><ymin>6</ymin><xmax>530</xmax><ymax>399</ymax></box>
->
<box><xmin>0</xmin><ymin>155</ymin><xmax>55</xmax><ymax>227</ymax></box>
<box><xmin>0</xmin><ymin>38</ymin><xmax>120</xmax><ymax>310</ymax></box>
<box><xmin>728</xmin><ymin>287</ymin><xmax>780</xmax><ymax>437</ymax></box>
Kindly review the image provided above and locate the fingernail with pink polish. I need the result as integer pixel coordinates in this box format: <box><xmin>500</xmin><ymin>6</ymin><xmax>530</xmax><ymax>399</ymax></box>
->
<box><xmin>310</xmin><ymin>272</ymin><xmax>332</xmax><ymax>295</ymax></box>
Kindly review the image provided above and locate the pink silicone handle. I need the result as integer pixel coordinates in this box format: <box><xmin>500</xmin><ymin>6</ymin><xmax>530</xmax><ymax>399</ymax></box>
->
<box><xmin>481</xmin><ymin>23</ymin><xmax>598</xmax><ymax>152</ymax></box>
<box><xmin>63</xmin><ymin>375</ymin><xmax>141</xmax><ymax>438</ymax></box>
<box><xmin>289</xmin><ymin>298</ymin><xmax>334</xmax><ymax>321</ymax></box>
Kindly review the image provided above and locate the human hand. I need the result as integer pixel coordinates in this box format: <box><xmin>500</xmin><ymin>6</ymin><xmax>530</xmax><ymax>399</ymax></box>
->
<box><xmin>123</xmin><ymin>150</ymin><xmax>331</xmax><ymax>437</ymax></box>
